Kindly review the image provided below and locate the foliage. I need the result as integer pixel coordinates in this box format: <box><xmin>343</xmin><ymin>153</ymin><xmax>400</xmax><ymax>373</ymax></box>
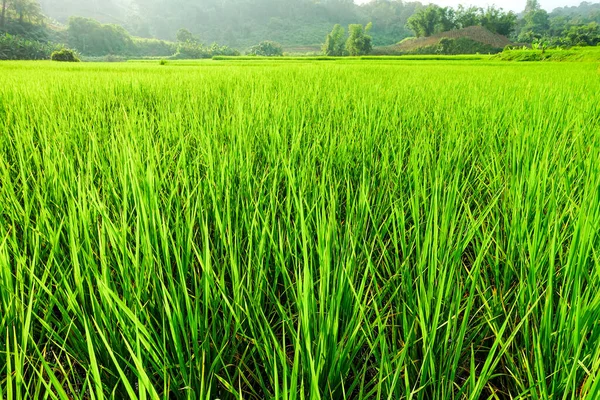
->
<box><xmin>40</xmin><ymin>0</ymin><xmax>422</xmax><ymax>47</ymax></box>
<box><xmin>176</xmin><ymin>28</ymin><xmax>198</xmax><ymax>44</ymax></box>
<box><xmin>174</xmin><ymin>40</ymin><xmax>208</xmax><ymax>59</ymax></box>
<box><xmin>1</xmin><ymin>0</ymin><xmax>43</xmax><ymax>26</ymax></box>
<box><xmin>248</xmin><ymin>40</ymin><xmax>283</xmax><ymax>56</ymax></box>
<box><xmin>496</xmin><ymin>46</ymin><xmax>600</xmax><ymax>61</ymax></box>
<box><xmin>25</xmin><ymin>0</ymin><xmax>600</xmax><ymax>50</ymax></box>
<box><xmin>408</xmin><ymin>5</ymin><xmax>516</xmax><ymax>38</ymax></box>
<box><xmin>322</xmin><ymin>24</ymin><xmax>345</xmax><ymax>56</ymax></box>
<box><xmin>408</xmin><ymin>36</ymin><xmax>500</xmax><ymax>55</ymax></box>
<box><xmin>67</xmin><ymin>16</ymin><xmax>134</xmax><ymax>56</ymax></box>
<box><xmin>562</xmin><ymin>22</ymin><xmax>600</xmax><ymax>46</ymax></box>
<box><xmin>174</xmin><ymin>40</ymin><xmax>239</xmax><ymax>59</ymax></box>
<box><xmin>479</xmin><ymin>7</ymin><xmax>517</xmax><ymax>36</ymax></box>
<box><xmin>359</xmin><ymin>0</ymin><xmax>419</xmax><ymax>45</ymax></box>
<box><xmin>50</xmin><ymin>47</ymin><xmax>79</xmax><ymax>61</ymax></box>
<box><xmin>0</xmin><ymin>32</ymin><xmax>56</xmax><ymax>59</ymax></box>
<box><xmin>518</xmin><ymin>7</ymin><xmax>550</xmax><ymax>42</ymax></box>
<box><xmin>131</xmin><ymin>37</ymin><xmax>177</xmax><ymax>57</ymax></box>
<box><xmin>1</xmin><ymin>59</ymin><xmax>600</xmax><ymax>399</ymax></box>
<box><xmin>0</xmin><ymin>18</ymin><xmax>48</xmax><ymax>41</ymax></box>
<box><xmin>65</xmin><ymin>16</ymin><xmax>235</xmax><ymax>58</ymax></box>
<box><xmin>517</xmin><ymin>1</ymin><xmax>600</xmax><ymax>46</ymax></box>
<box><xmin>407</xmin><ymin>5</ymin><xmax>456</xmax><ymax>37</ymax></box>
<box><xmin>345</xmin><ymin>22</ymin><xmax>372</xmax><ymax>56</ymax></box>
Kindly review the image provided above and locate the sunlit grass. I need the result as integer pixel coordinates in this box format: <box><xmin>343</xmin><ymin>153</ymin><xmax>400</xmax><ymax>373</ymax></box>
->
<box><xmin>1</xmin><ymin>60</ymin><xmax>600</xmax><ymax>399</ymax></box>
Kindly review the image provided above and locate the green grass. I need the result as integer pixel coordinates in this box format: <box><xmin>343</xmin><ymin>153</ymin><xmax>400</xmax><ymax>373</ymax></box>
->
<box><xmin>211</xmin><ymin>54</ymin><xmax>492</xmax><ymax>61</ymax></box>
<box><xmin>1</xmin><ymin>60</ymin><xmax>600</xmax><ymax>399</ymax></box>
<box><xmin>494</xmin><ymin>46</ymin><xmax>600</xmax><ymax>62</ymax></box>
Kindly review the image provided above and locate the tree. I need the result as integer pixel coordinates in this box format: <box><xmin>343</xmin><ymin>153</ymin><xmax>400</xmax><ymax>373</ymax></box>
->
<box><xmin>481</xmin><ymin>7</ymin><xmax>517</xmax><ymax>36</ymax></box>
<box><xmin>407</xmin><ymin>5</ymin><xmax>456</xmax><ymax>37</ymax></box>
<box><xmin>524</xmin><ymin>0</ymin><xmax>541</xmax><ymax>14</ymax></box>
<box><xmin>248</xmin><ymin>41</ymin><xmax>283</xmax><ymax>56</ymax></box>
<box><xmin>1</xmin><ymin>0</ymin><xmax>42</xmax><ymax>27</ymax></box>
<box><xmin>437</xmin><ymin>7</ymin><xmax>456</xmax><ymax>32</ymax></box>
<box><xmin>322</xmin><ymin>24</ymin><xmax>345</xmax><ymax>56</ymax></box>
<box><xmin>407</xmin><ymin>6</ymin><xmax>437</xmax><ymax>37</ymax></box>
<box><xmin>455</xmin><ymin>5</ymin><xmax>482</xmax><ymax>29</ymax></box>
<box><xmin>345</xmin><ymin>22</ymin><xmax>372</xmax><ymax>56</ymax></box>
<box><xmin>67</xmin><ymin>17</ymin><xmax>134</xmax><ymax>56</ymax></box>
<box><xmin>1</xmin><ymin>0</ymin><xmax>7</xmax><ymax>29</ymax></box>
<box><xmin>11</xmin><ymin>0</ymin><xmax>42</xmax><ymax>24</ymax></box>
<box><xmin>176</xmin><ymin>28</ymin><xmax>199</xmax><ymax>44</ymax></box>
<box><xmin>519</xmin><ymin>8</ymin><xmax>550</xmax><ymax>41</ymax></box>
<box><xmin>564</xmin><ymin>22</ymin><xmax>600</xmax><ymax>46</ymax></box>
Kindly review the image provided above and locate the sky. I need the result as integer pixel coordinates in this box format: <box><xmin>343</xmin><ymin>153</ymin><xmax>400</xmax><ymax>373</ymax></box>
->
<box><xmin>354</xmin><ymin>0</ymin><xmax>585</xmax><ymax>12</ymax></box>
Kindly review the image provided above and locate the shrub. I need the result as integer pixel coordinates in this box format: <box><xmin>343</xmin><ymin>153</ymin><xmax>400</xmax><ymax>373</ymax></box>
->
<box><xmin>437</xmin><ymin>37</ymin><xmax>455</xmax><ymax>54</ymax></box>
<box><xmin>0</xmin><ymin>34</ymin><xmax>58</xmax><ymax>60</ymax></box>
<box><xmin>248</xmin><ymin>41</ymin><xmax>284</xmax><ymax>57</ymax></box>
<box><xmin>67</xmin><ymin>17</ymin><xmax>134</xmax><ymax>56</ymax></box>
<box><xmin>173</xmin><ymin>42</ymin><xmax>240</xmax><ymax>59</ymax></box>
<box><xmin>132</xmin><ymin>38</ymin><xmax>177</xmax><ymax>57</ymax></box>
<box><xmin>51</xmin><ymin>48</ymin><xmax>80</xmax><ymax>62</ymax></box>
<box><xmin>409</xmin><ymin>37</ymin><xmax>501</xmax><ymax>55</ymax></box>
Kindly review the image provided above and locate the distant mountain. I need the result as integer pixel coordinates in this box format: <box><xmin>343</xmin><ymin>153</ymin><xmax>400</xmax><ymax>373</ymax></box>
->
<box><xmin>37</xmin><ymin>0</ymin><xmax>421</xmax><ymax>48</ymax></box>
<box><xmin>551</xmin><ymin>1</ymin><xmax>600</xmax><ymax>19</ymax></box>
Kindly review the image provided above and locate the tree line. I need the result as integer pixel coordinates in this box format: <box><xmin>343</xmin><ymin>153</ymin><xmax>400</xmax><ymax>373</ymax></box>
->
<box><xmin>406</xmin><ymin>5</ymin><xmax>516</xmax><ymax>37</ymax></box>
<box><xmin>2</xmin><ymin>0</ymin><xmax>600</xmax><ymax>60</ymax></box>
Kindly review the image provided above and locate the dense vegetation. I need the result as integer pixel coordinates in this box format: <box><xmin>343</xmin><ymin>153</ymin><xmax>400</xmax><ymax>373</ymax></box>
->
<box><xmin>496</xmin><ymin>45</ymin><xmax>600</xmax><ymax>61</ymax></box>
<box><xmin>0</xmin><ymin>32</ymin><xmax>57</xmax><ymax>59</ymax></box>
<box><xmin>2</xmin><ymin>0</ymin><xmax>600</xmax><ymax>59</ymax></box>
<box><xmin>406</xmin><ymin>5</ymin><xmax>517</xmax><ymax>38</ymax></box>
<box><xmin>50</xmin><ymin>47</ymin><xmax>79</xmax><ymax>61</ymax></box>
<box><xmin>1</xmin><ymin>58</ymin><xmax>600</xmax><ymax>399</ymax></box>
<box><xmin>37</xmin><ymin>0</ymin><xmax>420</xmax><ymax>47</ymax></box>
<box><xmin>516</xmin><ymin>0</ymin><xmax>600</xmax><ymax>44</ymax></box>
<box><xmin>322</xmin><ymin>23</ymin><xmax>373</xmax><ymax>56</ymax></box>
<box><xmin>34</xmin><ymin>0</ymin><xmax>600</xmax><ymax>49</ymax></box>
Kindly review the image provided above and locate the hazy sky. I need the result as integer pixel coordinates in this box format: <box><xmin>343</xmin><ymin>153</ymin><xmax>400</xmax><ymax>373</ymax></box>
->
<box><xmin>355</xmin><ymin>0</ymin><xmax>585</xmax><ymax>12</ymax></box>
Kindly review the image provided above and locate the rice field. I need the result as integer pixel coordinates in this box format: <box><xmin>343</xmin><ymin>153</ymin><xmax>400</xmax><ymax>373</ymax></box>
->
<box><xmin>1</xmin><ymin>59</ymin><xmax>600</xmax><ymax>399</ymax></box>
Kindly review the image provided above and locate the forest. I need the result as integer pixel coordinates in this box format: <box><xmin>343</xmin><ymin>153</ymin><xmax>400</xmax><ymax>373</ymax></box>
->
<box><xmin>1</xmin><ymin>0</ymin><xmax>600</xmax><ymax>60</ymax></box>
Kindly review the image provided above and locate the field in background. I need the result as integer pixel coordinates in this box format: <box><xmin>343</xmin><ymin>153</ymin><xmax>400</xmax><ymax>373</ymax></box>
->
<box><xmin>494</xmin><ymin>46</ymin><xmax>600</xmax><ymax>62</ymax></box>
<box><xmin>1</xmin><ymin>59</ymin><xmax>600</xmax><ymax>399</ymax></box>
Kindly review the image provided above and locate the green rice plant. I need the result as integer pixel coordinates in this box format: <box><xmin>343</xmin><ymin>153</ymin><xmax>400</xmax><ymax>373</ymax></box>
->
<box><xmin>0</xmin><ymin>59</ymin><xmax>599</xmax><ymax>399</ymax></box>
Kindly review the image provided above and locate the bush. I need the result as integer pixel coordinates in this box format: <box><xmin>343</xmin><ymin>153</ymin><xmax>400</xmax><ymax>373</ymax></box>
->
<box><xmin>174</xmin><ymin>42</ymin><xmax>240</xmax><ymax>59</ymax></box>
<box><xmin>132</xmin><ymin>38</ymin><xmax>177</xmax><ymax>57</ymax></box>
<box><xmin>1</xmin><ymin>20</ymin><xmax>49</xmax><ymax>42</ymax></box>
<box><xmin>174</xmin><ymin>42</ymin><xmax>209</xmax><ymax>59</ymax></box>
<box><xmin>67</xmin><ymin>17</ymin><xmax>134</xmax><ymax>56</ymax></box>
<box><xmin>408</xmin><ymin>37</ymin><xmax>501</xmax><ymax>55</ymax></box>
<box><xmin>0</xmin><ymin>33</ymin><xmax>59</xmax><ymax>60</ymax></box>
<box><xmin>248</xmin><ymin>41</ymin><xmax>284</xmax><ymax>56</ymax></box>
<box><xmin>51</xmin><ymin>48</ymin><xmax>80</xmax><ymax>62</ymax></box>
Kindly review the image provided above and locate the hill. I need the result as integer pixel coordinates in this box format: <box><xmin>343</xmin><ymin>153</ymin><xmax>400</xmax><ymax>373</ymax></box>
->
<box><xmin>37</xmin><ymin>0</ymin><xmax>421</xmax><ymax>48</ymax></box>
<box><xmin>394</xmin><ymin>26</ymin><xmax>513</xmax><ymax>52</ymax></box>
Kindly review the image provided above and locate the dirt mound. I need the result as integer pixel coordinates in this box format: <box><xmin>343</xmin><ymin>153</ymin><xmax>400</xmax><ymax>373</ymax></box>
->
<box><xmin>395</xmin><ymin>26</ymin><xmax>513</xmax><ymax>51</ymax></box>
